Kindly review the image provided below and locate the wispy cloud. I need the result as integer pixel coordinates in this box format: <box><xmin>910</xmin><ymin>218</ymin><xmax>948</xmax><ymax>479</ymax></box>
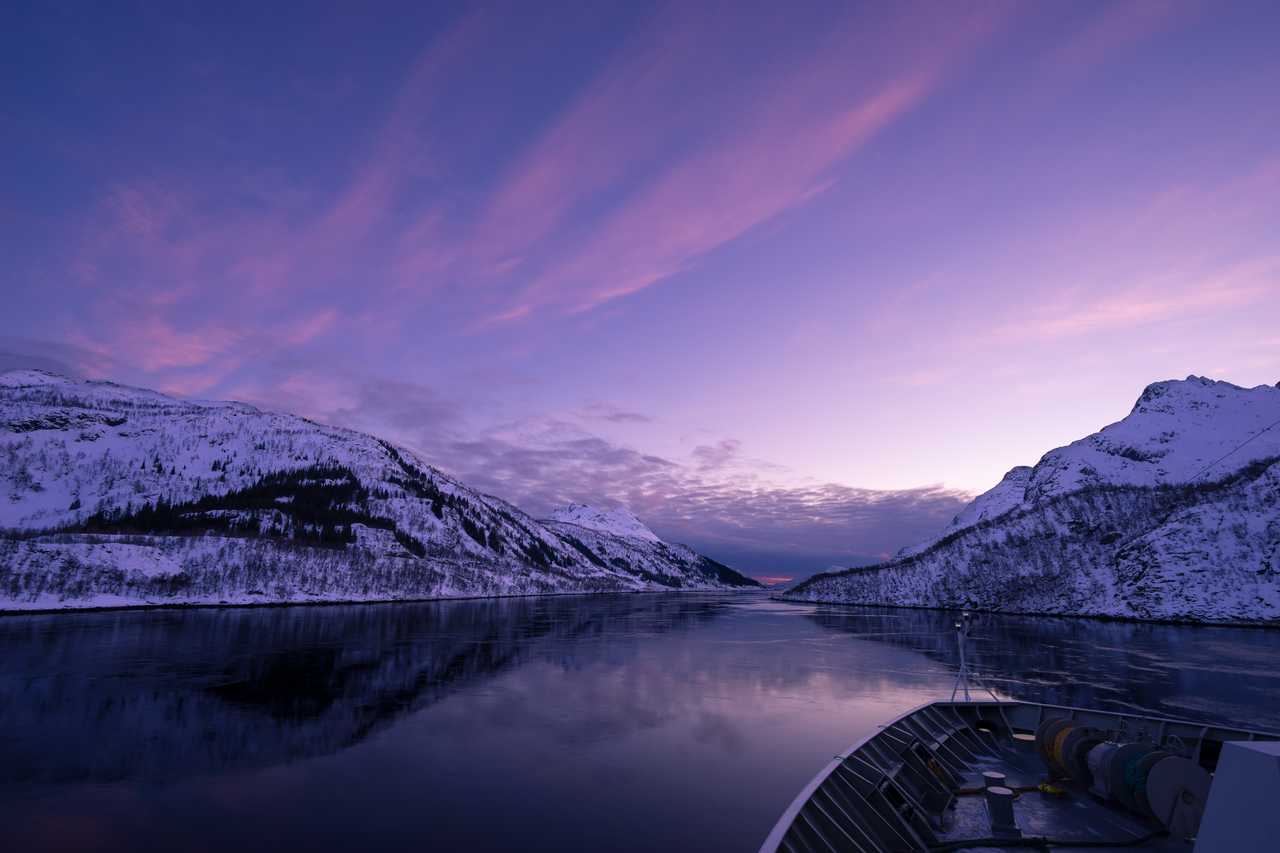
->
<box><xmin>516</xmin><ymin>75</ymin><xmax>933</xmax><ymax>316</ymax></box>
<box><xmin>999</xmin><ymin>258</ymin><xmax>1278</xmax><ymax>341</ymax></box>
<box><xmin>55</xmin><ymin>3</ymin><xmax>1013</xmax><ymax>387</ymax></box>
<box><xmin>1050</xmin><ymin>0</ymin><xmax>1199</xmax><ymax>77</ymax></box>
<box><xmin>579</xmin><ymin>402</ymin><xmax>653</xmax><ymax>425</ymax></box>
<box><xmin>478</xmin><ymin>4</ymin><xmax>1012</xmax><ymax>320</ymax></box>
<box><xmin>234</xmin><ymin>369</ymin><xmax>970</xmax><ymax>575</ymax></box>
<box><xmin>458</xmin><ymin>4</ymin><xmax>713</xmax><ymax>280</ymax></box>
<box><xmin>60</xmin><ymin>13</ymin><xmax>490</xmax><ymax>385</ymax></box>
<box><xmin>438</xmin><ymin>426</ymin><xmax>970</xmax><ymax>575</ymax></box>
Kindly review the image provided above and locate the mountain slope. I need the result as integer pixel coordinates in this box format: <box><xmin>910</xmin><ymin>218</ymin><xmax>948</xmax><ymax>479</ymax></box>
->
<box><xmin>548</xmin><ymin>503</ymin><xmax>662</xmax><ymax>542</ymax></box>
<box><xmin>905</xmin><ymin>376</ymin><xmax>1280</xmax><ymax>554</ymax></box>
<box><xmin>543</xmin><ymin>509</ymin><xmax>751</xmax><ymax>590</ymax></box>
<box><xmin>790</xmin><ymin>377</ymin><xmax>1280</xmax><ymax>624</ymax></box>
<box><xmin>0</xmin><ymin>370</ymin><xmax>757</xmax><ymax>610</ymax></box>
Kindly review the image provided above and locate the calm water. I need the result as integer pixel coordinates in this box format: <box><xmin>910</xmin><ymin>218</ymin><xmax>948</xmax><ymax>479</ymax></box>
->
<box><xmin>2</xmin><ymin>592</ymin><xmax>1278</xmax><ymax>852</ymax></box>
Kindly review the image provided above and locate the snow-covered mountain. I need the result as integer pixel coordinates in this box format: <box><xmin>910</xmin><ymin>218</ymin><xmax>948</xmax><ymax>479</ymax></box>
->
<box><xmin>0</xmin><ymin>370</ymin><xmax>758</xmax><ymax>610</ymax></box>
<box><xmin>543</xmin><ymin>505</ymin><xmax>749</xmax><ymax>589</ymax></box>
<box><xmin>548</xmin><ymin>503</ymin><xmax>661</xmax><ymax>542</ymax></box>
<box><xmin>789</xmin><ymin>377</ymin><xmax>1280</xmax><ymax>624</ymax></box>
<box><xmin>903</xmin><ymin>376</ymin><xmax>1280</xmax><ymax>555</ymax></box>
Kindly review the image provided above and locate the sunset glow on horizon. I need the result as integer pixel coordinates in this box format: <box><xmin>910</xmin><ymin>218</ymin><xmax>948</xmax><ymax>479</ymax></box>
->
<box><xmin>4</xmin><ymin>1</ymin><xmax>1279</xmax><ymax>575</ymax></box>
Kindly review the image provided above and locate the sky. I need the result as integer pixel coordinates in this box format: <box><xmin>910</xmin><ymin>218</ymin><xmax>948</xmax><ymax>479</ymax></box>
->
<box><xmin>3</xmin><ymin>1</ymin><xmax>1279</xmax><ymax>579</ymax></box>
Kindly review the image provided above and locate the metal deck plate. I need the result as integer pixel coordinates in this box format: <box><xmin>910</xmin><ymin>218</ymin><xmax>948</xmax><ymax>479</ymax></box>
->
<box><xmin>940</xmin><ymin>748</ymin><xmax>1191</xmax><ymax>852</ymax></box>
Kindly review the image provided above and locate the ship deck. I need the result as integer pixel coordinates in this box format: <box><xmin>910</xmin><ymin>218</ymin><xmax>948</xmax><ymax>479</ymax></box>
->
<box><xmin>936</xmin><ymin>746</ymin><xmax>1187</xmax><ymax>852</ymax></box>
<box><xmin>760</xmin><ymin>700</ymin><xmax>1279</xmax><ymax>853</ymax></box>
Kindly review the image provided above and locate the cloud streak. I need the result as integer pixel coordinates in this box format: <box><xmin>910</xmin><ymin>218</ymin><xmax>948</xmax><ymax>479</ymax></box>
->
<box><xmin>58</xmin><ymin>2</ymin><xmax>1013</xmax><ymax>379</ymax></box>
<box><xmin>518</xmin><ymin>75</ymin><xmax>933</xmax><ymax>316</ymax></box>
<box><xmin>996</xmin><ymin>258</ymin><xmax>1278</xmax><ymax>342</ymax></box>
<box><xmin>481</xmin><ymin>3</ymin><xmax>1012</xmax><ymax>319</ymax></box>
<box><xmin>1050</xmin><ymin>0</ymin><xmax>1199</xmax><ymax>77</ymax></box>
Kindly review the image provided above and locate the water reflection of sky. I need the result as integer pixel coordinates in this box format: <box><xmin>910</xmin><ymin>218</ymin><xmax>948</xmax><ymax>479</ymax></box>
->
<box><xmin>1</xmin><ymin>593</ymin><xmax>1277</xmax><ymax>852</ymax></box>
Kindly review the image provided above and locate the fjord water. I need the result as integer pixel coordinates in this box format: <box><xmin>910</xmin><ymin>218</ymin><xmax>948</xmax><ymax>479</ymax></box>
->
<box><xmin>2</xmin><ymin>594</ymin><xmax>1278</xmax><ymax>852</ymax></box>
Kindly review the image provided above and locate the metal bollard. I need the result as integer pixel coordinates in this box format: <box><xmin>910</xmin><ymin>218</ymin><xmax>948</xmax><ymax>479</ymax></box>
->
<box><xmin>982</xmin><ymin>771</ymin><xmax>1007</xmax><ymax>790</ymax></box>
<box><xmin>985</xmin><ymin>785</ymin><xmax>1021</xmax><ymax>838</ymax></box>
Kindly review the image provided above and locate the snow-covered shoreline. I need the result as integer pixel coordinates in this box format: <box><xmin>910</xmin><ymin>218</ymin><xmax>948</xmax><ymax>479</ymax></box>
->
<box><xmin>771</xmin><ymin>594</ymin><xmax>1280</xmax><ymax>630</ymax></box>
<box><xmin>1</xmin><ymin>584</ymin><xmax>763</xmax><ymax>616</ymax></box>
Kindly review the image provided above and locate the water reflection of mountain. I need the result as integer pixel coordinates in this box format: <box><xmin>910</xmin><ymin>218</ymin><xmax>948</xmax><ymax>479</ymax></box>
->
<box><xmin>805</xmin><ymin>605</ymin><xmax>1280</xmax><ymax>732</ymax></box>
<box><xmin>6</xmin><ymin>596</ymin><xmax>1277</xmax><ymax>793</ymax></box>
<box><xmin>0</xmin><ymin>594</ymin><xmax>724</xmax><ymax>788</ymax></box>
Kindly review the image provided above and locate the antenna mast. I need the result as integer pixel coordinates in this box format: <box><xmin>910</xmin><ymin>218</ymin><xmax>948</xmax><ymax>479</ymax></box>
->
<box><xmin>951</xmin><ymin>611</ymin><xmax>972</xmax><ymax>702</ymax></box>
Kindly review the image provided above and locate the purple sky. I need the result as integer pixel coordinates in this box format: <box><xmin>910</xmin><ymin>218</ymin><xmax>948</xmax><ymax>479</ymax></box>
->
<box><xmin>4</xmin><ymin>1</ymin><xmax>1279</xmax><ymax>577</ymax></box>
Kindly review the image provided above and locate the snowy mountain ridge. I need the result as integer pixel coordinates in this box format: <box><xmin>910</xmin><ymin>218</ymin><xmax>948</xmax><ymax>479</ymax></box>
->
<box><xmin>547</xmin><ymin>503</ymin><xmax>661</xmax><ymax>542</ymax></box>
<box><xmin>792</xmin><ymin>376</ymin><xmax>1280</xmax><ymax>624</ymax></box>
<box><xmin>0</xmin><ymin>371</ymin><xmax>758</xmax><ymax>610</ymax></box>
<box><xmin>901</xmin><ymin>376</ymin><xmax>1280</xmax><ymax>556</ymax></box>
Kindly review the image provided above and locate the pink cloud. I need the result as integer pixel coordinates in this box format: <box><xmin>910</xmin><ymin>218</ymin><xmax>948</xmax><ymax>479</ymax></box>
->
<box><xmin>62</xmin><ymin>15</ymin><xmax>493</xmax><ymax>383</ymax></box>
<box><xmin>154</xmin><ymin>369</ymin><xmax>234</xmax><ymax>397</ymax></box>
<box><xmin>242</xmin><ymin>14</ymin><xmax>486</xmax><ymax>298</ymax></box>
<box><xmin>539</xmin><ymin>75</ymin><xmax>932</xmax><ymax>315</ymax></box>
<box><xmin>999</xmin><ymin>259</ymin><xmax>1277</xmax><ymax>340</ymax></box>
<box><xmin>489</xmin><ymin>5</ymin><xmax>1013</xmax><ymax>319</ymax></box>
<box><xmin>1050</xmin><ymin>0</ymin><xmax>1199</xmax><ymax>76</ymax></box>
<box><xmin>77</xmin><ymin>183</ymin><xmax>207</xmax><ymax>289</ymax></box>
<box><xmin>59</xmin><ymin>3</ymin><xmax>1020</xmax><ymax>379</ymax></box>
<box><xmin>461</xmin><ymin>5</ymin><xmax>713</xmax><ymax>276</ymax></box>
<box><xmin>119</xmin><ymin>315</ymin><xmax>244</xmax><ymax>371</ymax></box>
<box><xmin>752</xmin><ymin>575</ymin><xmax>794</xmax><ymax>586</ymax></box>
<box><xmin>280</xmin><ymin>308</ymin><xmax>340</xmax><ymax>346</ymax></box>
<box><xmin>105</xmin><ymin>185</ymin><xmax>183</xmax><ymax>241</ymax></box>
